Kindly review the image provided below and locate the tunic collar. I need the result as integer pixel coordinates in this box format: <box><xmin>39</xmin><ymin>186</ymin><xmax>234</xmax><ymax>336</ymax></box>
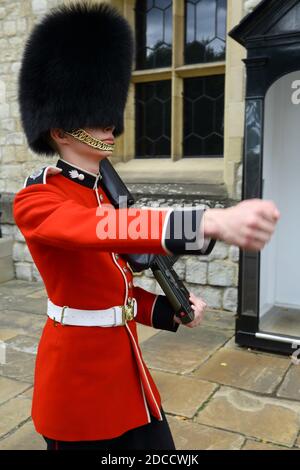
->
<box><xmin>56</xmin><ymin>158</ymin><xmax>102</xmax><ymax>189</ymax></box>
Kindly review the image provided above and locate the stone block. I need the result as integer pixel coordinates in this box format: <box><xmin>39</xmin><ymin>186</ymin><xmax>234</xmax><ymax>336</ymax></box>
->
<box><xmin>185</xmin><ymin>258</ymin><xmax>207</xmax><ymax>284</ymax></box>
<box><xmin>32</xmin><ymin>0</ymin><xmax>47</xmax><ymax>14</ymax></box>
<box><xmin>203</xmin><ymin>241</ymin><xmax>228</xmax><ymax>260</ymax></box>
<box><xmin>12</xmin><ymin>242</ymin><xmax>25</xmax><ymax>262</ymax></box>
<box><xmin>15</xmin><ymin>263</ymin><xmax>32</xmax><ymax>282</ymax></box>
<box><xmin>223</xmin><ymin>287</ymin><xmax>238</xmax><ymax>312</ymax></box>
<box><xmin>3</xmin><ymin>21</ymin><xmax>17</xmax><ymax>36</ymax></box>
<box><xmin>132</xmin><ymin>276</ymin><xmax>156</xmax><ymax>294</ymax></box>
<box><xmin>1</xmin><ymin>192</ymin><xmax>14</xmax><ymax>224</ymax></box>
<box><xmin>173</xmin><ymin>257</ymin><xmax>186</xmax><ymax>281</ymax></box>
<box><xmin>0</xmin><ymin>239</ymin><xmax>14</xmax><ymax>283</ymax></box>
<box><xmin>187</xmin><ymin>284</ymin><xmax>223</xmax><ymax>309</ymax></box>
<box><xmin>229</xmin><ymin>245</ymin><xmax>240</xmax><ymax>262</ymax></box>
<box><xmin>208</xmin><ymin>260</ymin><xmax>238</xmax><ymax>287</ymax></box>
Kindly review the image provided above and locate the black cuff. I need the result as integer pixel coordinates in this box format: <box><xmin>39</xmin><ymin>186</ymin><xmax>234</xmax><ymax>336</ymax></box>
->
<box><xmin>163</xmin><ymin>208</ymin><xmax>207</xmax><ymax>255</ymax></box>
<box><xmin>152</xmin><ymin>295</ymin><xmax>180</xmax><ymax>333</ymax></box>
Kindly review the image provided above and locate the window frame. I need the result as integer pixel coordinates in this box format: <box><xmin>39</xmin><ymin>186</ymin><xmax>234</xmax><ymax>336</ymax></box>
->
<box><xmin>110</xmin><ymin>0</ymin><xmax>246</xmax><ymax>198</ymax></box>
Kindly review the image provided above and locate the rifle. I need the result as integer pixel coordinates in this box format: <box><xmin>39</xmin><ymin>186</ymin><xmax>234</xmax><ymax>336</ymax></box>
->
<box><xmin>99</xmin><ymin>158</ymin><xmax>195</xmax><ymax>324</ymax></box>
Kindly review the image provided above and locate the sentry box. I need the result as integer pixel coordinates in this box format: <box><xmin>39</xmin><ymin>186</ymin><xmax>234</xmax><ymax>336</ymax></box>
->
<box><xmin>229</xmin><ymin>0</ymin><xmax>300</xmax><ymax>354</ymax></box>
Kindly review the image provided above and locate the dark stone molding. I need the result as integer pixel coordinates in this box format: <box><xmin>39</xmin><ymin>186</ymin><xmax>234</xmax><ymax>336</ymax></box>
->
<box><xmin>0</xmin><ymin>193</ymin><xmax>15</xmax><ymax>225</ymax></box>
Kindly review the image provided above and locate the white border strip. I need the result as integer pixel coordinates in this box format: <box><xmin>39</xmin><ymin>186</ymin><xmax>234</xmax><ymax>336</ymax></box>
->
<box><xmin>139</xmin><ymin>377</ymin><xmax>151</xmax><ymax>424</ymax></box>
<box><xmin>150</xmin><ymin>295</ymin><xmax>159</xmax><ymax>327</ymax></box>
<box><xmin>111</xmin><ymin>253</ymin><xmax>128</xmax><ymax>305</ymax></box>
<box><xmin>256</xmin><ymin>332</ymin><xmax>300</xmax><ymax>345</ymax></box>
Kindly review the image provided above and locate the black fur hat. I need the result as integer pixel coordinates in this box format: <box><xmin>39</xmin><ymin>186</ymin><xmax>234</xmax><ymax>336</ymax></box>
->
<box><xmin>18</xmin><ymin>1</ymin><xmax>135</xmax><ymax>156</ymax></box>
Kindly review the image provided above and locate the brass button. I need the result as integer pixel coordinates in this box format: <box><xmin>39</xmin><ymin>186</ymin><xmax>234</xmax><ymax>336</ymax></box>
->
<box><xmin>123</xmin><ymin>266</ymin><xmax>128</xmax><ymax>273</ymax></box>
<box><xmin>99</xmin><ymin>194</ymin><xmax>104</xmax><ymax>201</ymax></box>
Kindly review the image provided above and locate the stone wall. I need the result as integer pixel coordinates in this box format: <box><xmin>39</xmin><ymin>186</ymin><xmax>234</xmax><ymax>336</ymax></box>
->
<box><xmin>0</xmin><ymin>0</ymin><xmax>251</xmax><ymax>313</ymax></box>
<box><xmin>0</xmin><ymin>0</ymin><xmax>61</xmax><ymax>195</ymax></box>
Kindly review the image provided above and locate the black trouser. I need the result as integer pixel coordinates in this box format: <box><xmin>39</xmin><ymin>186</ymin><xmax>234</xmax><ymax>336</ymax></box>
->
<box><xmin>43</xmin><ymin>408</ymin><xmax>176</xmax><ymax>450</ymax></box>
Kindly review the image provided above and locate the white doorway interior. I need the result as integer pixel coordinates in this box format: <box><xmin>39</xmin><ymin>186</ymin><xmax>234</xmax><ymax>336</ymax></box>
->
<box><xmin>260</xmin><ymin>71</ymin><xmax>300</xmax><ymax>336</ymax></box>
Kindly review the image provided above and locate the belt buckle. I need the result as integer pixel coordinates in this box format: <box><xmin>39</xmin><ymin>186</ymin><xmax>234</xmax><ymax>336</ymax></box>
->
<box><xmin>53</xmin><ymin>305</ymin><xmax>68</xmax><ymax>327</ymax></box>
<box><xmin>121</xmin><ymin>298</ymin><xmax>135</xmax><ymax>325</ymax></box>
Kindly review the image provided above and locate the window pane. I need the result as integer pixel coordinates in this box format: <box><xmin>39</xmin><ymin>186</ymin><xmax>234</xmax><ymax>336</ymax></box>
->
<box><xmin>135</xmin><ymin>80</ymin><xmax>171</xmax><ymax>158</ymax></box>
<box><xmin>185</xmin><ymin>0</ymin><xmax>227</xmax><ymax>65</ymax></box>
<box><xmin>135</xmin><ymin>0</ymin><xmax>173</xmax><ymax>70</ymax></box>
<box><xmin>183</xmin><ymin>75</ymin><xmax>225</xmax><ymax>157</ymax></box>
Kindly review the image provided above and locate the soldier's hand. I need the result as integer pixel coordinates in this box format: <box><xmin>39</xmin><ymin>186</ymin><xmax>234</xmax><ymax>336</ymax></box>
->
<box><xmin>203</xmin><ymin>199</ymin><xmax>280</xmax><ymax>251</ymax></box>
<box><xmin>174</xmin><ymin>292</ymin><xmax>207</xmax><ymax>328</ymax></box>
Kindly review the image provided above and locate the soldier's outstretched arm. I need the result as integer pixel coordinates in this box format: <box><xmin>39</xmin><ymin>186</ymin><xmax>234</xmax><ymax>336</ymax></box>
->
<box><xmin>13</xmin><ymin>182</ymin><xmax>212</xmax><ymax>256</ymax></box>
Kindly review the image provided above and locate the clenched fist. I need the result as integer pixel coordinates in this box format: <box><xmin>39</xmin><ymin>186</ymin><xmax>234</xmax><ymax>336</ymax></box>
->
<box><xmin>203</xmin><ymin>199</ymin><xmax>280</xmax><ymax>251</ymax></box>
<box><xmin>174</xmin><ymin>292</ymin><xmax>207</xmax><ymax>328</ymax></box>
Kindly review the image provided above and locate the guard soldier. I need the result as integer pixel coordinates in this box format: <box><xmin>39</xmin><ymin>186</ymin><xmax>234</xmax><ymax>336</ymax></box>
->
<box><xmin>14</xmin><ymin>1</ymin><xmax>279</xmax><ymax>450</ymax></box>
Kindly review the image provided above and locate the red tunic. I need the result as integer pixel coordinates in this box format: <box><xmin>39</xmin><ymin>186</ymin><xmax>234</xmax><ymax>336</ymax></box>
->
<box><xmin>13</xmin><ymin>161</ymin><xmax>180</xmax><ymax>441</ymax></box>
<box><xmin>13</xmin><ymin>158</ymin><xmax>213</xmax><ymax>441</ymax></box>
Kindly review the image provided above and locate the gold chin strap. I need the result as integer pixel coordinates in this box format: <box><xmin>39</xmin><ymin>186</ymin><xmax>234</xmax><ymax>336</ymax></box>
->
<box><xmin>65</xmin><ymin>128</ymin><xmax>115</xmax><ymax>152</ymax></box>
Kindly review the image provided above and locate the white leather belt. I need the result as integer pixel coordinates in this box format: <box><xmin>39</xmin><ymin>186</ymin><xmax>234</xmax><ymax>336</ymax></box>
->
<box><xmin>47</xmin><ymin>298</ymin><xmax>137</xmax><ymax>327</ymax></box>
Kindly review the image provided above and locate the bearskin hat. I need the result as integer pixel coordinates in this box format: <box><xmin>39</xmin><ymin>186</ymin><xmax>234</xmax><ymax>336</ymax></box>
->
<box><xmin>18</xmin><ymin>1</ymin><xmax>135</xmax><ymax>156</ymax></box>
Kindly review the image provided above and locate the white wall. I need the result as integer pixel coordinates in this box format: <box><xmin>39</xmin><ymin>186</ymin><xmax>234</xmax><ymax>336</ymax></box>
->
<box><xmin>260</xmin><ymin>71</ymin><xmax>300</xmax><ymax>315</ymax></box>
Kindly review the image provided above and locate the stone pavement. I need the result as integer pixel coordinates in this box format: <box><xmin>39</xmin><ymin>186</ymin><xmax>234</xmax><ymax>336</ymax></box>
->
<box><xmin>0</xmin><ymin>280</ymin><xmax>299</xmax><ymax>450</ymax></box>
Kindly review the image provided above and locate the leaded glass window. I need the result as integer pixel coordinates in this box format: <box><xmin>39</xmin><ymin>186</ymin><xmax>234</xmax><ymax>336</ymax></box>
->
<box><xmin>135</xmin><ymin>0</ymin><xmax>173</xmax><ymax>70</ymax></box>
<box><xmin>183</xmin><ymin>75</ymin><xmax>225</xmax><ymax>157</ymax></box>
<box><xmin>135</xmin><ymin>80</ymin><xmax>171</xmax><ymax>157</ymax></box>
<box><xmin>185</xmin><ymin>0</ymin><xmax>227</xmax><ymax>64</ymax></box>
<box><xmin>133</xmin><ymin>1</ymin><xmax>227</xmax><ymax>160</ymax></box>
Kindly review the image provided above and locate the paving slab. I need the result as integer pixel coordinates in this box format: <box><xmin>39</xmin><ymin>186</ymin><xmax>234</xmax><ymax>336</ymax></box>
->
<box><xmin>136</xmin><ymin>323</ymin><xmax>161</xmax><ymax>343</ymax></box>
<box><xmin>141</xmin><ymin>326</ymin><xmax>233</xmax><ymax>374</ymax></box>
<box><xmin>151</xmin><ymin>370</ymin><xmax>218</xmax><ymax>418</ymax></box>
<box><xmin>1</xmin><ymin>279</ymin><xmax>300</xmax><ymax>450</ymax></box>
<box><xmin>19</xmin><ymin>387</ymin><xmax>33</xmax><ymax>400</ymax></box>
<box><xmin>0</xmin><ymin>310</ymin><xmax>46</xmax><ymax>338</ymax></box>
<box><xmin>0</xmin><ymin>329</ymin><xmax>21</xmax><ymax>341</ymax></box>
<box><xmin>0</xmin><ymin>420</ymin><xmax>44</xmax><ymax>450</ymax></box>
<box><xmin>167</xmin><ymin>415</ymin><xmax>245</xmax><ymax>450</ymax></box>
<box><xmin>0</xmin><ymin>396</ymin><xmax>31</xmax><ymax>439</ymax></box>
<box><xmin>0</xmin><ymin>342</ymin><xmax>36</xmax><ymax>383</ymax></box>
<box><xmin>0</xmin><ymin>280</ymin><xmax>46</xmax><ymax>315</ymax></box>
<box><xmin>242</xmin><ymin>439</ymin><xmax>290</xmax><ymax>450</ymax></box>
<box><xmin>277</xmin><ymin>365</ymin><xmax>300</xmax><ymax>400</ymax></box>
<box><xmin>0</xmin><ymin>377</ymin><xmax>31</xmax><ymax>405</ymax></box>
<box><xmin>0</xmin><ymin>280</ymin><xmax>44</xmax><ymax>297</ymax></box>
<box><xmin>193</xmin><ymin>348</ymin><xmax>290</xmax><ymax>394</ymax></box>
<box><xmin>196</xmin><ymin>386</ymin><xmax>300</xmax><ymax>447</ymax></box>
<box><xmin>201</xmin><ymin>309</ymin><xmax>235</xmax><ymax>331</ymax></box>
